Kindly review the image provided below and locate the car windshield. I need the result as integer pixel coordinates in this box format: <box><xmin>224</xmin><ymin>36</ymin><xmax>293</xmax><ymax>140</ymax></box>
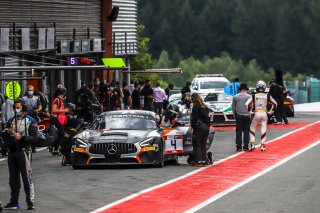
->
<box><xmin>205</xmin><ymin>93</ymin><xmax>233</xmax><ymax>102</ymax></box>
<box><xmin>90</xmin><ymin>114</ymin><xmax>158</xmax><ymax>130</ymax></box>
<box><xmin>200</xmin><ymin>81</ymin><xmax>229</xmax><ymax>89</ymax></box>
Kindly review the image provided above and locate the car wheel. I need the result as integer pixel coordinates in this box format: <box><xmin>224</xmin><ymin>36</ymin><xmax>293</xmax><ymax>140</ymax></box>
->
<box><xmin>71</xmin><ymin>153</ymin><xmax>87</xmax><ymax>169</ymax></box>
<box><xmin>72</xmin><ymin>165</ymin><xmax>85</xmax><ymax>169</ymax></box>
<box><xmin>155</xmin><ymin>143</ymin><xmax>164</xmax><ymax>168</ymax></box>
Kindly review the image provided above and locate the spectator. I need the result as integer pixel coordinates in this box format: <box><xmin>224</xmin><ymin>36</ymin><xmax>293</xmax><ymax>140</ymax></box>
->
<box><xmin>1</xmin><ymin>97</ymin><xmax>14</xmax><ymax>157</ymax></box>
<box><xmin>190</xmin><ymin>93</ymin><xmax>210</xmax><ymax>167</ymax></box>
<box><xmin>181</xmin><ymin>81</ymin><xmax>191</xmax><ymax>95</ymax></box>
<box><xmin>122</xmin><ymin>82</ymin><xmax>132</xmax><ymax>110</ymax></box>
<box><xmin>153</xmin><ymin>82</ymin><xmax>167</xmax><ymax>114</ymax></box>
<box><xmin>131</xmin><ymin>82</ymin><xmax>141</xmax><ymax>110</ymax></box>
<box><xmin>269</xmin><ymin>79</ymin><xmax>288</xmax><ymax>124</ymax></box>
<box><xmin>139</xmin><ymin>81</ymin><xmax>145</xmax><ymax>109</ymax></box>
<box><xmin>164</xmin><ymin>83</ymin><xmax>174</xmax><ymax>110</ymax></box>
<box><xmin>1</xmin><ymin>96</ymin><xmax>14</xmax><ymax>125</ymax></box>
<box><xmin>232</xmin><ymin>83</ymin><xmax>251</xmax><ymax>151</ymax></box>
<box><xmin>110</xmin><ymin>81</ymin><xmax>122</xmax><ymax>110</ymax></box>
<box><xmin>22</xmin><ymin>85</ymin><xmax>42</xmax><ymax>153</ymax></box>
<box><xmin>141</xmin><ymin>80</ymin><xmax>154</xmax><ymax>111</ymax></box>
<box><xmin>22</xmin><ymin>85</ymin><xmax>42</xmax><ymax>122</ymax></box>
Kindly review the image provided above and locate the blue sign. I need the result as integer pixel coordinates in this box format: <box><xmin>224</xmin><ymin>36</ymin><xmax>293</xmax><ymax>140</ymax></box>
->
<box><xmin>224</xmin><ymin>82</ymin><xmax>240</xmax><ymax>96</ymax></box>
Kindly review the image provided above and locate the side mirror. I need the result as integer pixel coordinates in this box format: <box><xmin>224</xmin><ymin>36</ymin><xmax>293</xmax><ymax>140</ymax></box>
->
<box><xmin>192</xmin><ymin>86</ymin><xmax>198</xmax><ymax>90</ymax></box>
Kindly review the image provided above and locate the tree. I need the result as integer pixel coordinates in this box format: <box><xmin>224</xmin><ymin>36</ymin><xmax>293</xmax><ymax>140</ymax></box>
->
<box><xmin>130</xmin><ymin>24</ymin><xmax>166</xmax><ymax>87</ymax></box>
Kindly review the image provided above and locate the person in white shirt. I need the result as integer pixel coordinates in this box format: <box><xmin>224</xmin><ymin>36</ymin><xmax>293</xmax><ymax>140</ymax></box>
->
<box><xmin>153</xmin><ymin>83</ymin><xmax>167</xmax><ymax>114</ymax></box>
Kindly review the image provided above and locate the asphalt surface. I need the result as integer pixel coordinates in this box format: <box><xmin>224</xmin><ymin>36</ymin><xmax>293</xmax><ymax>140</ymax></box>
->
<box><xmin>0</xmin><ymin>112</ymin><xmax>319</xmax><ymax>213</ymax></box>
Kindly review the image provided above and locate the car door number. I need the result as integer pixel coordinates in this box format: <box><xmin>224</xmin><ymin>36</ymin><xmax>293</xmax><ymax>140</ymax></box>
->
<box><xmin>164</xmin><ymin>135</ymin><xmax>183</xmax><ymax>154</ymax></box>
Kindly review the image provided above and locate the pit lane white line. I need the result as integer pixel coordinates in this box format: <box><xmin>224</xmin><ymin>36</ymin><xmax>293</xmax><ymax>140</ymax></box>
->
<box><xmin>0</xmin><ymin>147</ymin><xmax>48</xmax><ymax>162</ymax></box>
<box><xmin>91</xmin><ymin>120</ymin><xmax>320</xmax><ymax>213</ymax></box>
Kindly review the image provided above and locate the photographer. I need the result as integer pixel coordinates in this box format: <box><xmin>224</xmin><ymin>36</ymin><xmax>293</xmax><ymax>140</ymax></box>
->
<box><xmin>2</xmin><ymin>99</ymin><xmax>37</xmax><ymax>210</ymax></box>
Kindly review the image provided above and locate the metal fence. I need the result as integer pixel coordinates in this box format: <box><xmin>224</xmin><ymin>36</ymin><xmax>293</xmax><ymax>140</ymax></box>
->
<box><xmin>286</xmin><ymin>77</ymin><xmax>320</xmax><ymax>104</ymax></box>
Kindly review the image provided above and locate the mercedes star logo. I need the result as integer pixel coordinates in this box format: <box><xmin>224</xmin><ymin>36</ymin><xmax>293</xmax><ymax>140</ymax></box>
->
<box><xmin>107</xmin><ymin>144</ymin><xmax>117</xmax><ymax>155</ymax></box>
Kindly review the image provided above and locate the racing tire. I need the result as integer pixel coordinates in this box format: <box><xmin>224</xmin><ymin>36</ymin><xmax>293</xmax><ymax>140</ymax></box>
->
<box><xmin>155</xmin><ymin>143</ymin><xmax>164</xmax><ymax>168</ymax></box>
<box><xmin>72</xmin><ymin>165</ymin><xmax>85</xmax><ymax>169</ymax></box>
<box><xmin>71</xmin><ymin>153</ymin><xmax>87</xmax><ymax>169</ymax></box>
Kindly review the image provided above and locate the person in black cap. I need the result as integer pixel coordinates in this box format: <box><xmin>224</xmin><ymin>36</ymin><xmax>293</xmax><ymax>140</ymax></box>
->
<box><xmin>232</xmin><ymin>82</ymin><xmax>251</xmax><ymax>151</ymax></box>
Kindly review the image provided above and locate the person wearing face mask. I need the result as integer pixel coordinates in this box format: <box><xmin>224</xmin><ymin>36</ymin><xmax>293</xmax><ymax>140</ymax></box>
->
<box><xmin>22</xmin><ymin>85</ymin><xmax>42</xmax><ymax>153</ymax></box>
<box><xmin>2</xmin><ymin>99</ymin><xmax>37</xmax><ymax>210</ymax></box>
<box><xmin>22</xmin><ymin>85</ymin><xmax>42</xmax><ymax>122</ymax></box>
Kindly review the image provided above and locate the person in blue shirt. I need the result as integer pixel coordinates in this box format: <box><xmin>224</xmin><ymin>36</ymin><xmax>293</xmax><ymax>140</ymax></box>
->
<box><xmin>22</xmin><ymin>85</ymin><xmax>42</xmax><ymax>122</ymax></box>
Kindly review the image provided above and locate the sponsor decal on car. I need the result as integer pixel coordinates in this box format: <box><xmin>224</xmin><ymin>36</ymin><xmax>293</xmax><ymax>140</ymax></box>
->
<box><xmin>141</xmin><ymin>146</ymin><xmax>157</xmax><ymax>152</ymax></box>
<box><xmin>74</xmin><ymin>147</ymin><xmax>86</xmax><ymax>153</ymax></box>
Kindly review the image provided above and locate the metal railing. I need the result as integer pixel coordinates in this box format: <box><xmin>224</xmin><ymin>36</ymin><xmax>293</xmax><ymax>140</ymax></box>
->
<box><xmin>286</xmin><ymin>77</ymin><xmax>320</xmax><ymax>104</ymax></box>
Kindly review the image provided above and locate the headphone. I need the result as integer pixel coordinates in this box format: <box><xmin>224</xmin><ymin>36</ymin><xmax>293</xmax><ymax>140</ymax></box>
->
<box><xmin>13</xmin><ymin>98</ymin><xmax>28</xmax><ymax>112</ymax></box>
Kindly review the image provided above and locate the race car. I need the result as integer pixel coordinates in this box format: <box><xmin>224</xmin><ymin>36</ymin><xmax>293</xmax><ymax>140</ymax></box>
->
<box><xmin>71</xmin><ymin>110</ymin><xmax>165</xmax><ymax>168</ymax></box>
<box><xmin>162</xmin><ymin>100</ymin><xmax>215</xmax><ymax>164</ymax></box>
<box><xmin>204</xmin><ymin>93</ymin><xmax>235</xmax><ymax>124</ymax></box>
<box><xmin>284</xmin><ymin>91</ymin><xmax>294</xmax><ymax>117</ymax></box>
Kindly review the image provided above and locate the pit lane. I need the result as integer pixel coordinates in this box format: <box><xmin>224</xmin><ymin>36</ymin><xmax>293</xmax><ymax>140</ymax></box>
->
<box><xmin>0</xmin><ymin>112</ymin><xmax>319</xmax><ymax>213</ymax></box>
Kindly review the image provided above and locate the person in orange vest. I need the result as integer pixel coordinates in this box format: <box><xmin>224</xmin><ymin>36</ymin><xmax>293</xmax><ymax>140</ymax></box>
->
<box><xmin>50</xmin><ymin>86</ymin><xmax>69</xmax><ymax>155</ymax></box>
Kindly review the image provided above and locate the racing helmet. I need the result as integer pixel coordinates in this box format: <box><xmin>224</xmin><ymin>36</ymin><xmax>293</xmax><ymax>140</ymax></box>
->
<box><xmin>256</xmin><ymin>80</ymin><xmax>266</xmax><ymax>92</ymax></box>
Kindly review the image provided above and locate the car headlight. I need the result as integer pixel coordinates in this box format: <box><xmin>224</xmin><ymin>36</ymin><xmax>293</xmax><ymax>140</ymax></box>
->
<box><xmin>74</xmin><ymin>138</ymin><xmax>88</xmax><ymax>148</ymax></box>
<box><xmin>139</xmin><ymin>137</ymin><xmax>155</xmax><ymax>147</ymax></box>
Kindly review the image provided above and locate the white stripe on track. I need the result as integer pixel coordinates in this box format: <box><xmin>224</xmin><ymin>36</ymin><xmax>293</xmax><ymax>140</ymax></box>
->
<box><xmin>91</xmin><ymin>120</ymin><xmax>320</xmax><ymax>213</ymax></box>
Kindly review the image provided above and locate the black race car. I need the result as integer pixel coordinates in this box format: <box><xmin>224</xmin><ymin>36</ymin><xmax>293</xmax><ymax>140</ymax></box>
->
<box><xmin>71</xmin><ymin>110</ymin><xmax>165</xmax><ymax>168</ymax></box>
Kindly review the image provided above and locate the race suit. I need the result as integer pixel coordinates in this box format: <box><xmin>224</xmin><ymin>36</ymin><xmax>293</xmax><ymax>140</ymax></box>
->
<box><xmin>2</xmin><ymin>115</ymin><xmax>37</xmax><ymax>205</ymax></box>
<box><xmin>245</xmin><ymin>93</ymin><xmax>277</xmax><ymax>147</ymax></box>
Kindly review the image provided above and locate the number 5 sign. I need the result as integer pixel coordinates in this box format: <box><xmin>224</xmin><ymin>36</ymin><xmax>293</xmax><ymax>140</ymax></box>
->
<box><xmin>67</xmin><ymin>57</ymin><xmax>79</xmax><ymax>66</ymax></box>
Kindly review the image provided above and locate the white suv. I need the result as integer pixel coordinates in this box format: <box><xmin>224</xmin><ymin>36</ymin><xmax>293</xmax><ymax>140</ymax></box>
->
<box><xmin>190</xmin><ymin>74</ymin><xmax>230</xmax><ymax>99</ymax></box>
